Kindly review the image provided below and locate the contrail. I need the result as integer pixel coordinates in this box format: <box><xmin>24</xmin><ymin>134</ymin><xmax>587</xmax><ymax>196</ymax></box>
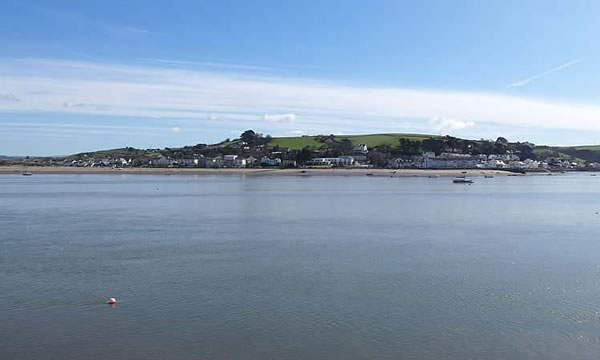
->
<box><xmin>507</xmin><ymin>58</ymin><xmax>584</xmax><ymax>88</ymax></box>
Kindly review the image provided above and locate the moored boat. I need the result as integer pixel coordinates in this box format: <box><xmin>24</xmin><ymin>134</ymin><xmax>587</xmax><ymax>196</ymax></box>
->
<box><xmin>453</xmin><ymin>178</ymin><xmax>473</xmax><ymax>184</ymax></box>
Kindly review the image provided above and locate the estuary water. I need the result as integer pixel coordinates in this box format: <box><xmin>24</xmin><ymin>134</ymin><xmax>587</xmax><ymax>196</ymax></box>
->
<box><xmin>1</xmin><ymin>173</ymin><xmax>600</xmax><ymax>359</ymax></box>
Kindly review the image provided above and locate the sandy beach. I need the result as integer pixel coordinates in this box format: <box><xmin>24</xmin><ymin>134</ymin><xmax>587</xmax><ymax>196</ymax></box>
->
<box><xmin>0</xmin><ymin>165</ymin><xmax>517</xmax><ymax>177</ymax></box>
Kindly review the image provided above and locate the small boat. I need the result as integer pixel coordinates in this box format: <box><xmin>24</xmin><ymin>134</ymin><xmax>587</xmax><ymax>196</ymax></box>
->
<box><xmin>22</xmin><ymin>172</ymin><xmax>33</xmax><ymax>176</ymax></box>
<box><xmin>427</xmin><ymin>174</ymin><xmax>440</xmax><ymax>178</ymax></box>
<box><xmin>484</xmin><ymin>174</ymin><xmax>494</xmax><ymax>178</ymax></box>
<box><xmin>453</xmin><ymin>178</ymin><xmax>473</xmax><ymax>184</ymax></box>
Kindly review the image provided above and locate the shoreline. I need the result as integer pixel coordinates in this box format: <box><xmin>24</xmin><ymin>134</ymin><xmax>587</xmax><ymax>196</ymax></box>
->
<box><xmin>0</xmin><ymin>166</ymin><xmax>523</xmax><ymax>177</ymax></box>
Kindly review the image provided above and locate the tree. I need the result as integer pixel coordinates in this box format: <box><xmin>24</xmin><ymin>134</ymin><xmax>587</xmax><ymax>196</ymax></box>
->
<box><xmin>479</xmin><ymin>141</ymin><xmax>495</xmax><ymax>155</ymax></box>
<box><xmin>339</xmin><ymin>139</ymin><xmax>353</xmax><ymax>155</ymax></box>
<box><xmin>295</xmin><ymin>147</ymin><xmax>312</xmax><ymax>165</ymax></box>
<box><xmin>445</xmin><ymin>136</ymin><xmax>459</xmax><ymax>151</ymax></box>
<box><xmin>368</xmin><ymin>150</ymin><xmax>389</xmax><ymax>167</ymax></box>
<box><xmin>399</xmin><ymin>139</ymin><xmax>421</xmax><ymax>155</ymax></box>
<box><xmin>464</xmin><ymin>141</ymin><xmax>479</xmax><ymax>155</ymax></box>
<box><xmin>423</xmin><ymin>138</ymin><xmax>444</xmax><ymax>155</ymax></box>
<box><xmin>240</xmin><ymin>130</ymin><xmax>257</xmax><ymax>145</ymax></box>
<box><xmin>399</xmin><ymin>138</ymin><xmax>411</xmax><ymax>154</ymax></box>
<box><xmin>260</xmin><ymin>134</ymin><xmax>273</xmax><ymax>146</ymax></box>
<box><xmin>516</xmin><ymin>142</ymin><xmax>534</xmax><ymax>160</ymax></box>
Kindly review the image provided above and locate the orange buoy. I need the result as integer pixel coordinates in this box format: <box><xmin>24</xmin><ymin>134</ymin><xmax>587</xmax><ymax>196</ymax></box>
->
<box><xmin>108</xmin><ymin>297</ymin><xmax>117</xmax><ymax>305</ymax></box>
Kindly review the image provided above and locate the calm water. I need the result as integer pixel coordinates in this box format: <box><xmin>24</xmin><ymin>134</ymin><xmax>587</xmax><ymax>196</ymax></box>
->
<box><xmin>2</xmin><ymin>174</ymin><xmax>600</xmax><ymax>359</ymax></box>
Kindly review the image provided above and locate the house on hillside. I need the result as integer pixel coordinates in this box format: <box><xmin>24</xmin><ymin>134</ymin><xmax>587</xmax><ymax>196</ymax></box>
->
<box><xmin>353</xmin><ymin>144</ymin><xmax>368</xmax><ymax>154</ymax></box>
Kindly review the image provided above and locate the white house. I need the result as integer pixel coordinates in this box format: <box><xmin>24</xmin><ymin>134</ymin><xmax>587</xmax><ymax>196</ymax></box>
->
<box><xmin>232</xmin><ymin>158</ymin><xmax>247</xmax><ymax>168</ymax></box>
<box><xmin>177</xmin><ymin>159</ymin><xmax>196</xmax><ymax>167</ymax></box>
<box><xmin>308</xmin><ymin>156</ymin><xmax>354</xmax><ymax>166</ymax></box>
<box><xmin>223</xmin><ymin>154</ymin><xmax>239</xmax><ymax>167</ymax></box>
<box><xmin>282</xmin><ymin>159</ymin><xmax>297</xmax><ymax>168</ymax></box>
<box><xmin>261</xmin><ymin>156</ymin><xmax>282</xmax><ymax>166</ymax></box>
<box><xmin>152</xmin><ymin>157</ymin><xmax>171</xmax><ymax>167</ymax></box>
<box><xmin>246</xmin><ymin>156</ymin><xmax>258</xmax><ymax>166</ymax></box>
<box><xmin>206</xmin><ymin>157</ymin><xmax>224</xmax><ymax>168</ymax></box>
<box><xmin>353</xmin><ymin>144</ymin><xmax>368</xmax><ymax>154</ymax></box>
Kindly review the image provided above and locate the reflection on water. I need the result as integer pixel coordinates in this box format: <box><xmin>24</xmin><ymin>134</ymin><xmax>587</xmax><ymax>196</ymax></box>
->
<box><xmin>1</xmin><ymin>174</ymin><xmax>600</xmax><ymax>359</ymax></box>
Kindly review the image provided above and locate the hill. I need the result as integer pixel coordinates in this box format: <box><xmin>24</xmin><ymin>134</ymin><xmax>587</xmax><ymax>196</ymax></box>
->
<box><xmin>62</xmin><ymin>132</ymin><xmax>600</xmax><ymax>165</ymax></box>
<box><xmin>0</xmin><ymin>155</ymin><xmax>25</xmax><ymax>160</ymax></box>
<box><xmin>543</xmin><ymin>145</ymin><xmax>600</xmax><ymax>163</ymax></box>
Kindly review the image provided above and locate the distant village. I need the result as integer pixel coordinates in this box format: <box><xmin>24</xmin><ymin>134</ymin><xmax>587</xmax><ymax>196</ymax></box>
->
<box><xmin>8</xmin><ymin>130</ymin><xmax>600</xmax><ymax>171</ymax></box>
<box><xmin>52</xmin><ymin>145</ymin><xmax>594</xmax><ymax>171</ymax></box>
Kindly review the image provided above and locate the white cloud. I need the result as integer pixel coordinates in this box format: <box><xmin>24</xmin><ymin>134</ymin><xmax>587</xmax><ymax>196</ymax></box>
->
<box><xmin>430</xmin><ymin>117</ymin><xmax>474</xmax><ymax>134</ymax></box>
<box><xmin>1</xmin><ymin>58</ymin><xmax>600</xmax><ymax>136</ymax></box>
<box><xmin>263</xmin><ymin>113</ymin><xmax>296</xmax><ymax>123</ymax></box>
<box><xmin>507</xmin><ymin>58</ymin><xmax>584</xmax><ymax>88</ymax></box>
<box><xmin>171</xmin><ymin>127</ymin><xmax>181</xmax><ymax>133</ymax></box>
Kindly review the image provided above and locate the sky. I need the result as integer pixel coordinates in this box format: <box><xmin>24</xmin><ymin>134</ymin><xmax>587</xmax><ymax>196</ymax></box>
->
<box><xmin>1</xmin><ymin>0</ymin><xmax>600</xmax><ymax>155</ymax></box>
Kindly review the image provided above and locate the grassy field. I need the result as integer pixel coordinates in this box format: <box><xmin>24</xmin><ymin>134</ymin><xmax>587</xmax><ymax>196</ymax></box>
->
<box><xmin>267</xmin><ymin>136</ymin><xmax>324</xmax><ymax>149</ymax></box>
<box><xmin>572</xmin><ymin>145</ymin><xmax>600</xmax><ymax>151</ymax></box>
<box><xmin>343</xmin><ymin>133</ymin><xmax>436</xmax><ymax>147</ymax></box>
<box><xmin>67</xmin><ymin>148</ymin><xmax>131</xmax><ymax>159</ymax></box>
<box><xmin>533</xmin><ymin>147</ymin><xmax>587</xmax><ymax>162</ymax></box>
<box><xmin>267</xmin><ymin>133</ymin><xmax>437</xmax><ymax>150</ymax></box>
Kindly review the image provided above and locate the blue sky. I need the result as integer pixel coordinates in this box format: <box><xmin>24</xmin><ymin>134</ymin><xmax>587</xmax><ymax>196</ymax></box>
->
<box><xmin>1</xmin><ymin>0</ymin><xmax>600</xmax><ymax>155</ymax></box>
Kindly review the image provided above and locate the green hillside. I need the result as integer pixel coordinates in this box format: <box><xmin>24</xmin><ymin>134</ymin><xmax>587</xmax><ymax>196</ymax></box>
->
<box><xmin>67</xmin><ymin>147</ymin><xmax>129</xmax><ymax>159</ymax></box>
<box><xmin>66</xmin><ymin>147</ymin><xmax>160</xmax><ymax>160</ymax></box>
<box><xmin>267</xmin><ymin>136</ymin><xmax>323</xmax><ymax>149</ymax></box>
<box><xmin>572</xmin><ymin>145</ymin><xmax>600</xmax><ymax>151</ymax></box>
<box><xmin>64</xmin><ymin>133</ymin><xmax>600</xmax><ymax>164</ymax></box>
<box><xmin>268</xmin><ymin>133</ymin><xmax>437</xmax><ymax>150</ymax></box>
<box><xmin>548</xmin><ymin>146</ymin><xmax>600</xmax><ymax>163</ymax></box>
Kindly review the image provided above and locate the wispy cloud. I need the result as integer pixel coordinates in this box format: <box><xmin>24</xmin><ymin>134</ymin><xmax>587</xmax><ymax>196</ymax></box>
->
<box><xmin>145</xmin><ymin>58</ymin><xmax>270</xmax><ymax>71</ymax></box>
<box><xmin>507</xmin><ymin>58</ymin><xmax>584</xmax><ymax>88</ymax></box>
<box><xmin>0</xmin><ymin>92</ymin><xmax>21</xmax><ymax>102</ymax></box>
<box><xmin>0</xmin><ymin>121</ymin><xmax>183</xmax><ymax>138</ymax></box>
<box><xmin>63</xmin><ymin>102</ymin><xmax>108</xmax><ymax>111</ymax></box>
<box><xmin>2</xmin><ymin>58</ymin><xmax>600</xmax><ymax>136</ymax></box>
<box><xmin>103</xmin><ymin>25</ymin><xmax>150</xmax><ymax>37</ymax></box>
<box><xmin>32</xmin><ymin>5</ymin><xmax>149</xmax><ymax>38</ymax></box>
<box><xmin>171</xmin><ymin>126</ymin><xmax>181</xmax><ymax>133</ymax></box>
